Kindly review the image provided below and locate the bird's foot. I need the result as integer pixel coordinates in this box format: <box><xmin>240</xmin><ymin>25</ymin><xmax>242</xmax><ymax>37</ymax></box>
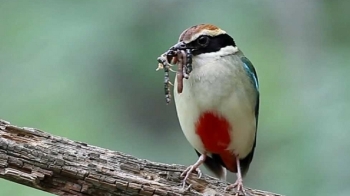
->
<box><xmin>180</xmin><ymin>164</ymin><xmax>202</xmax><ymax>189</ymax></box>
<box><xmin>181</xmin><ymin>165</ymin><xmax>202</xmax><ymax>178</ymax></box>
<box><xmin>180</xmin><ymin>154</ymin><xmax>206</xmax><ymax>189</ymax></box>
<box><xmin>225</xmin><ymin>178</ymin><xmax>247</xmax><ymax>196</ymax></box>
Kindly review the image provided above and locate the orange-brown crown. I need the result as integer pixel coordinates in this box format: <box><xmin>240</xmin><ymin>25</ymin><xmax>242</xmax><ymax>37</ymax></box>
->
<box><xmin>179</xmin><ymin>24</ymin><xmax>227</xmax><ymax>43</ymax></box>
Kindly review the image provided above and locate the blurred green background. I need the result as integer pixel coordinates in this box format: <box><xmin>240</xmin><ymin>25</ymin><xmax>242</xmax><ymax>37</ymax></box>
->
<box><xmin>1</xmin><ymin>1</ymin><xmax>349</xmax><ymax>196</ymax></box>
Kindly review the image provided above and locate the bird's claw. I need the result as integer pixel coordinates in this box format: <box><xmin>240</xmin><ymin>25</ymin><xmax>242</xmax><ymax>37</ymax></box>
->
<box><xmin>196</xmin><ymin>168</ymin><xmax>202</xmax><ymax>178</ymax></box>
<box><xmin>225</xmin><ymin>178</ymin><xmax>247</xmax><ymax>196</ymax></box>
<box><xmin>180</xmin><ymin>166</ymin><xmax>202</xmax><ymax>178</ymax></box>
<box><xmin>179</xmin><ymin>154</ymin><xmax>206</xmax><ymax>189</ymax></box>
<box><xmin>180</xmin><ymin>165</ymin><xmax>202</xmax><ymax>188</ymax></box>
<box><xmin>180</xmin><ymin>183</ymin><xmax>192</xmax><ymax>193</ymax></box>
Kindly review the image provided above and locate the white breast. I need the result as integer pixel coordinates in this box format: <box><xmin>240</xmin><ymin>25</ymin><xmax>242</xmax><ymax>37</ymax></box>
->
<box><xmin>173</xmin><ymin>51</ymin><xmax>257</xmax><ymax>158</ymax></box>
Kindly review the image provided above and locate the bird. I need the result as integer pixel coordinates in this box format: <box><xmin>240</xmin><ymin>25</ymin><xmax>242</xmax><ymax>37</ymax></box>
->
<box><xmin>173</xmin><ymin>24</ymin><xmax>259</xmax><ymax>195</ymax></box>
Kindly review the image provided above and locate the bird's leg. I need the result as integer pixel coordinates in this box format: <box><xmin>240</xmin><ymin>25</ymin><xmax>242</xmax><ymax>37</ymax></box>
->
<box><xmin>225</xmin><ymin>157</ymin><xmax>247</xmax><ymax>196</ymax></box>
<box><xmin>180</xmin><ymin>153</ymin><xmax>206</xmax><ymax>189</ymax></box>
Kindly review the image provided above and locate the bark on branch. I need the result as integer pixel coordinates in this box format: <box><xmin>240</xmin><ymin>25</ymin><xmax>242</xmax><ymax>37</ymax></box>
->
<box><xmin>0</xmin><ymin>119</ymin><xmax>282</xmax><ymax>196</ymax></box>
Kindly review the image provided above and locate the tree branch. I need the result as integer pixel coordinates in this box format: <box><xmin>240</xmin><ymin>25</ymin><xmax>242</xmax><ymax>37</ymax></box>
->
<box><xmin>0</xmin><ymin>119</ymin><xmax>283</xmax><ymax>196</ymax></box>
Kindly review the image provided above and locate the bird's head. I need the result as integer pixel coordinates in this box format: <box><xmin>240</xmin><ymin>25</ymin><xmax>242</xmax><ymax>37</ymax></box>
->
<box><xmin>156</xmin><ymin>24</ymin><xmax>241</xmax><ymax>102</ymax></box>
<box><xmin>171</xmin><ymin>24</ymin><xmax>238</xmax><ymax>58</ymax></box>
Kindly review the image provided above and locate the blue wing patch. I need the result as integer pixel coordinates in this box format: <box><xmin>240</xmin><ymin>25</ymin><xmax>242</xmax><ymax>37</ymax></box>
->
<box><xmin>239</xmin><ymin>57</ymin><xmax>260</xmax><ymax>175</ymax></box>
<box><xmin>241</xmin><ymin>57</ymin><xmax>259</xmax><ymax>91</ymax></box>
<box><xmin>241</xmin><ymin>56</ymin><xmax>259</xmax><ymax>121</ymax></box>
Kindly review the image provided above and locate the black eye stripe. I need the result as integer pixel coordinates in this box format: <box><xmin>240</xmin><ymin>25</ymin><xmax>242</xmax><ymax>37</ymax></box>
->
<box><xmin>192</xmin><ymin>34</ymin><xmax>236</xmax><ymax>55</ymax></box>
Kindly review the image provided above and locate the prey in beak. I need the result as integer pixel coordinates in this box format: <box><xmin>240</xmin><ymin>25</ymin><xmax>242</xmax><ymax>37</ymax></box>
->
<box><xmin>156</xmin><ymin>42</ymin><xmax>193</xmax><ymax>104</ymax></box>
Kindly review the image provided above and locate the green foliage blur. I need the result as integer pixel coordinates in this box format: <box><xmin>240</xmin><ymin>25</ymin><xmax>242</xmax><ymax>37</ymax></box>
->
<box><xmin>1</xmin><ymin>1</ymin><xmax>349</xmax><ymax>196</ymax></box>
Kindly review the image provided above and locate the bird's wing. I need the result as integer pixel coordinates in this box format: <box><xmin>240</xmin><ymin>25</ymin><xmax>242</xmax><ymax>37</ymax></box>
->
<box><xmin>239</xmin><ymin>56</ymin><xmax>260</xmax><ymax>176</ymax></box>
<box><xmin>241</xmin><ymin>56</ymin><xmax>259</xmax><ymax>92</ymax></box>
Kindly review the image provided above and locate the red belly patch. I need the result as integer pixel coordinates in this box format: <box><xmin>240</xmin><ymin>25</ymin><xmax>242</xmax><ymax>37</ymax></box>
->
<box><xmin>195</xmin><ymin>112</ymin><xmax>237</xmax><ymax>172</ymax></box>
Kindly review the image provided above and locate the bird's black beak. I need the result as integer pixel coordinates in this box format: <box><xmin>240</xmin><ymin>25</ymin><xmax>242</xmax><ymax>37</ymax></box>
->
<box><xmin>169</xmin><ymin>41</ymin><xmax>198</xmax><ymax>53</ymax></box>
<box><xmin>170</xmin><ymin>42</ymin><xmax>188</xmax><ymax>51</ymax></box>
<box><xmin>165</xmin><ymin>42</ymin><xmax>192</xmax><ymax>62</ymax></box>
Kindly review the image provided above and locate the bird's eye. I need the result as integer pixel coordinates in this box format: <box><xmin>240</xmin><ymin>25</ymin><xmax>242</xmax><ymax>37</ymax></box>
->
<box><xmin>197</xmin><ymin>36</ymin><xmax>209</xmax><ymax>47</ymax></box>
